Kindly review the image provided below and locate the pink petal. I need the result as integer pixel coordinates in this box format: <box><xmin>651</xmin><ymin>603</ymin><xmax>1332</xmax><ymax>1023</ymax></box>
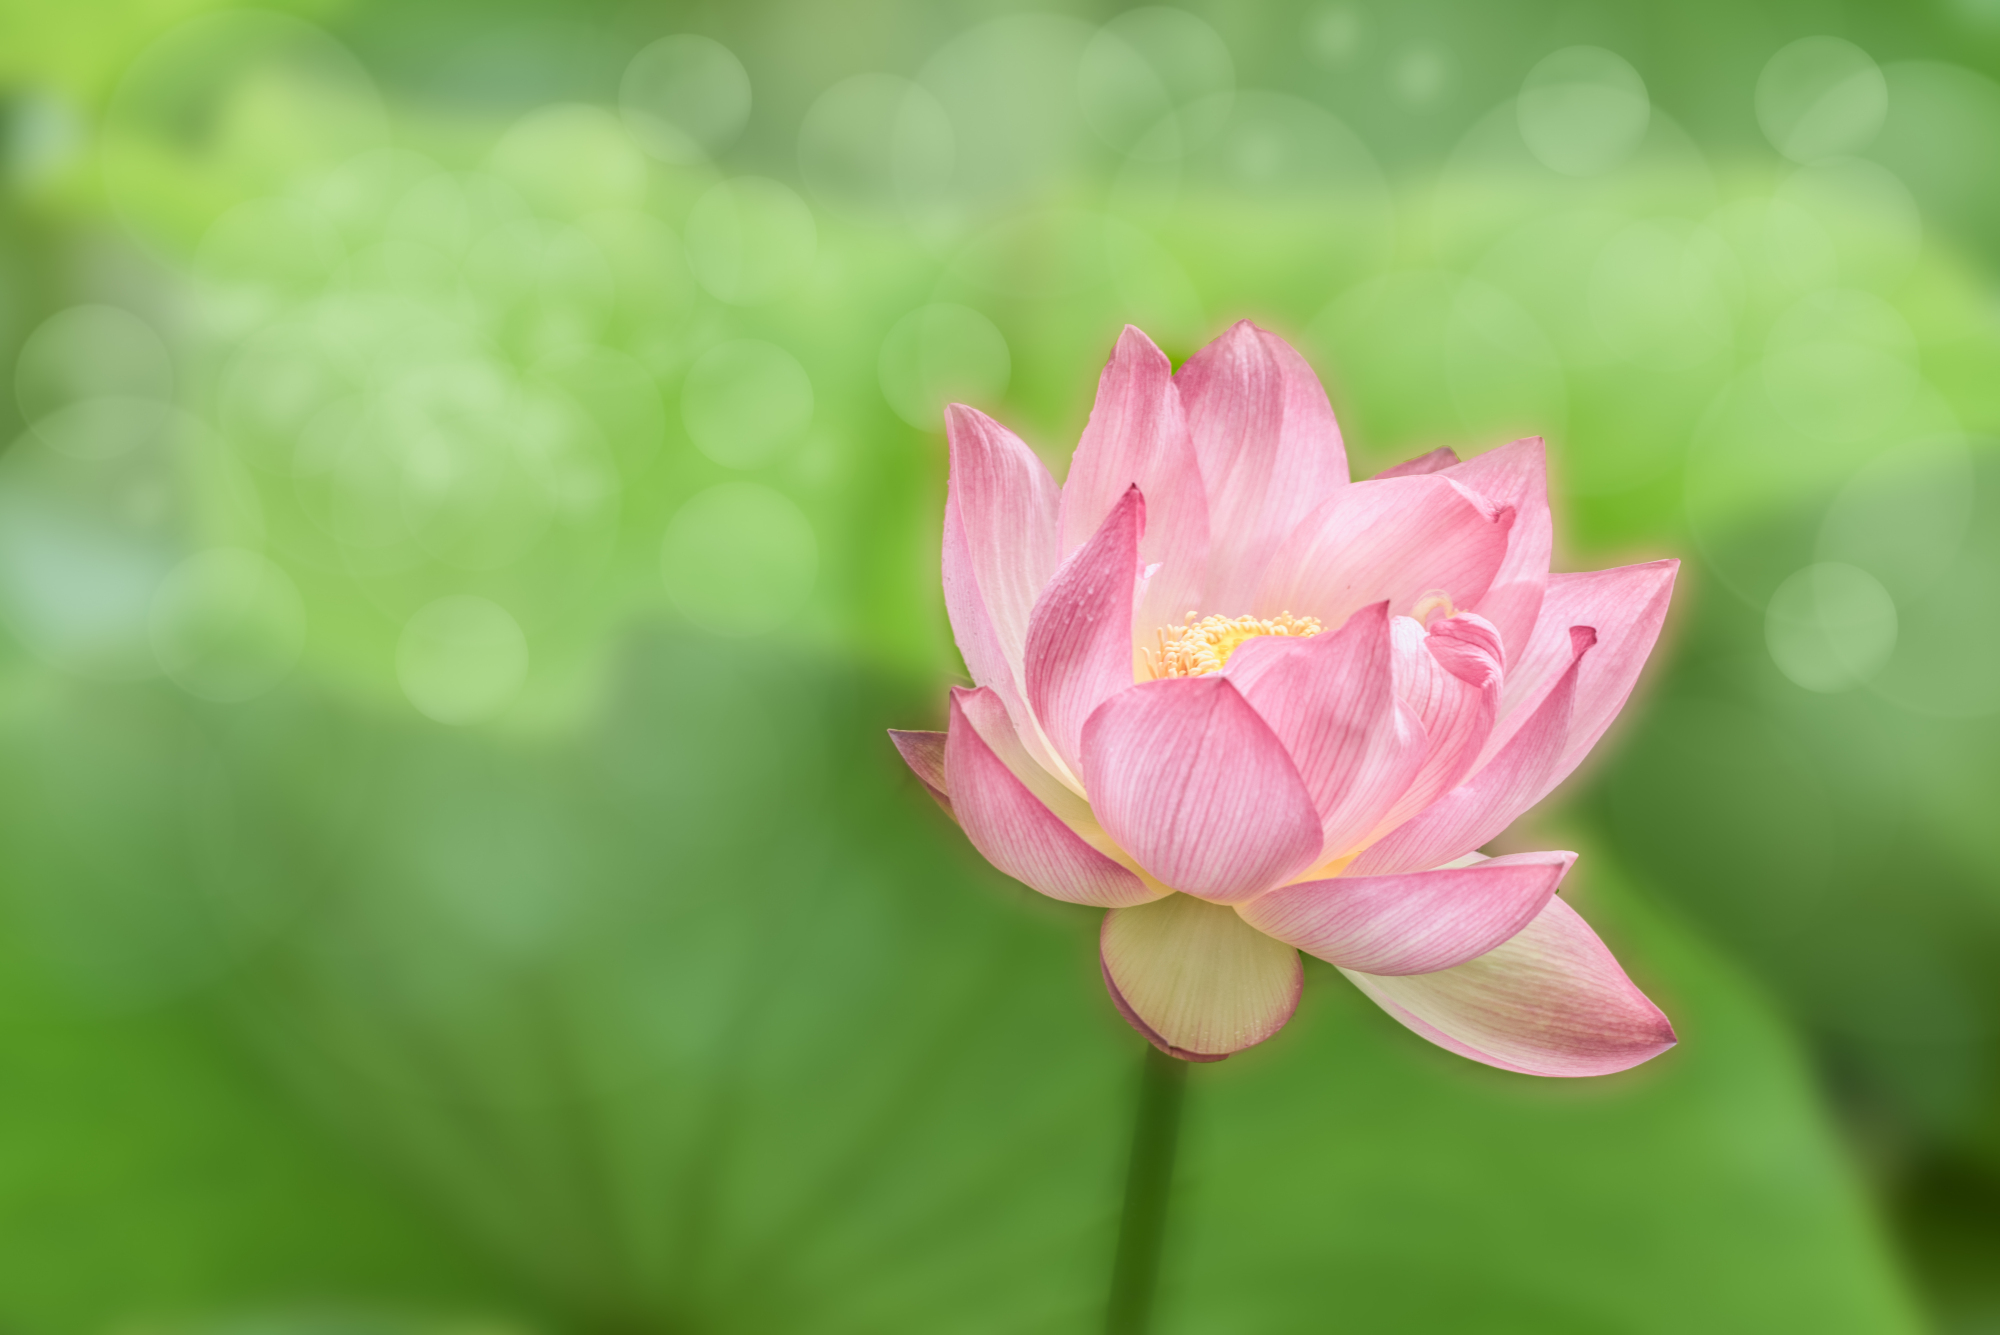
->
<box><xmin>1341</xmin><ymin>895</ymin><xmax>1676</xmax><ymax>1077</ymax></box>
<box><xmin>1024</xmin><ymin>486</ymin><xmax>1144</xmax><ymax>779</ymax></box>
<box><xmin>1438</xmin><ymin>438</ymin><xmax>1551</xmax><ymax>668</ymax></box>
<box><xmin>1349</xmin><ymin>628</ymin><xmax>1593</xmax><ymax>875</ymax></box>
<box><xmin>1255</xmin><ymin>474</ymin><xmax>1515</xmax><ymax>636</ymax></box>
<box><xmin>1483</xmin><ymin>560</ymin><xmax>1678</xmax><ymax>776</ymax></box>
<box><xmin>1081</xmin><ymin>676</ymin><xmax>1324</xmax><ymax>903</ymax></box>
<box><xmin>1223</xmin><ymin>603</ymin><xmax>1426</xmax><ymax>862</ymax></box>
<box><xmin>1059</xmin><ymin>326</ymin><xmax>1210</xmax><ymax>636</ymax></box>
<box><xmin>1373</xmin><ymin>446</ymin><xmax>1459</xmax><ymax>479</ymax></box>
<box><xmin>942</xmin><ymin>405</ymin><xmax>1064</xmax><ymax>768</ymax></box>
<box><xmin>1238</xmin><ymin>851</ymin><xmax>1575</xmax><ymax>975</ymax></box>
<box><xmin>1101</xmin><ymin>893</ymin><xmax>1302</xmax><ymax>1060</ymax></box>
<box><xmin>945</xmin><ymin>688</ymin><xmax>1160</xmax><ymax>908</ymax></box>
<box><xmin>1372</xmin><ymin>614</ymin><xmax>1501</xmax><ymax>833</ymax></box>
<box><xmin>889</xmin><ymin>728</ymin><xmax>950</xmax><ymax>814</ymax></box>
<box><xmin>1176</xmin><ymin>321</ymin><xmax>1348</xmax><ymax>610</ymax></box>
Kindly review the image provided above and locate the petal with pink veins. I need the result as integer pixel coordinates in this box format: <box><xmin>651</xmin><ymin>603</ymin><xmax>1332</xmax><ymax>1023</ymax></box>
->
<box><xmin>942</xmin><ymin>406</ymin><xmax>1064</xmax><ymax>769</ymax></box>
<box><xmin>1238</xmin><ymin>850</ymin><xmax>1575</xmax><ymax>975</ymax></box>
<box><xmin>1025</xmin><ymin>486</ymin><xmax>1145</xmax><ymax>779</ymax></box>
<box><xmin>1341</xmin><ymin>895</ymin><xmax>1676</xmax><ymax>1077</ymax></box>
<box><xmin>1102</xmin><ymin>893</ymin><xmax>1302</xmax><ymax>1060</ymax></box>
<box><xmin>1483</xmin><ymin>560</ymin><xmax>1678</xmax><ymax>778</ymax></box>
<box><xmin>1439</xmin><ymin>438</ymin><xmax>1551</xmax><ymax>667</ymax></box>
<box><xmin>1176</xmin><ymin>322</ymin><xmax>1348</xmax><ymax>610</ymax></box>
<box><xmin>945</xmin><ymin>688</ymin><xmax>1161</xmax><ymax>908</ymax></box>
<box><xmin>1350</xmin><ymin>627</ymin><xmax>1593</xmax><ymax>876</ymax></box>
<box><xmin>889</xmin><ymin>729</ymin><xmax>950</xmax><ymax>815</ymax></box>
<box><xmin>1060</xmin><ymin>326</ymin><xmax>1209</xmax><ymax>634</ymax></box>
<box><xmin>1255</xmin><ymin>474</ymin><xmax>1515</xmax><ymax>636</ymax></box>
<box><xmin>1224</xmin><ymin>603</ymin><xmax>1426</xmax><ymax>861</ymax></box>
<box><xmin>1371</xmin><ymin>614</ymin><xmax>1501</xmax><ymax>833</ymax></box>
<box><xmin>1082</xmin><ymin>675</ymin><xmax>1324</xmax><ymax>903</ymax></box>
<box><xmin>1373</xmin><ymin>446</ymin><xmax>1459</xmax><ymax>479</ymax></box>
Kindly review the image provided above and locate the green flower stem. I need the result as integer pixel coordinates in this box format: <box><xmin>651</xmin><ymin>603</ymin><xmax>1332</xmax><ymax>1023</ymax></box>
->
<box><xmin>1105</xmin><ymin>1044</ymin><xmax>1189</xmax><ymax>1335</ymax></box>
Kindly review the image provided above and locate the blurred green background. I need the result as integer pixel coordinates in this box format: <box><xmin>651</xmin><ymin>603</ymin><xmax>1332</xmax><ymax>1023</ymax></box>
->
<box><xmin>1</xmin><ymin>0</ymin><xmax>1997</xmax><ymax>1329</ymax></box>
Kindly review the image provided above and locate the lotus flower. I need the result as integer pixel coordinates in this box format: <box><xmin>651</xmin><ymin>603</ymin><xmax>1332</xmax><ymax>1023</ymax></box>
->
<box><xmin>891</xmin><ymin>322</ymin><xmax>1677</xmax><ymax>1074</ymax></box>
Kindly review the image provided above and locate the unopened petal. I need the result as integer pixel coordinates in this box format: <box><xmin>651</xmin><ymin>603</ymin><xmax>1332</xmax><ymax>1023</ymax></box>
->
<box><xmin>1025</xmin><ymin>486</ymin><xmax>1145</xmax><ymax>779</ymax></box>
<box><xmin>1239</xmin><ymin>851</ymin><xmax>1574</xmax><ymax>975</ymax></box>
<box><xmin>1342</xmin><ymin>895</ymin><xmax>1676</xmax><ymax>1077</ymax></box>
<box><xmin>1102</xmin><ymin>893</ymin><xmax>1302</xmax><ymax>1060</ymax></box>
<box><xmin>1082</xmin><ymin>676</ymin><xmax>1323</xmax><ymax>903</ymax></box>
<box><xmin>1176</xmin><ymin>321</ymin><xmax>1348</xmax><ymax>609</ymax></box>
<box><xmin>945</xmin><ymin>688</ymin><xmax>1160</xmax><ymax>908</ymax></box>
<box><xmin>1061</xmin><ymin>326</ymin><xmax>1210</xmax><ymax>635</ymax></box>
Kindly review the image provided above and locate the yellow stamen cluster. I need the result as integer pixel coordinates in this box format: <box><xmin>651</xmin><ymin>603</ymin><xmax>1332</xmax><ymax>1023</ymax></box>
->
<box><xmin>1144</xmin><ymin>611</ymin><xmax>1323</xmax><ymax>679</ymax></box>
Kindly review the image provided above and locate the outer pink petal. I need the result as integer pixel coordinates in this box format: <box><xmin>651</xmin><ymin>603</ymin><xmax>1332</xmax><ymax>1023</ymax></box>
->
<box><xmin>1483</xmin><ymin>560</ymin><xmax>1678</xmax><ymax>775</ymax></box>
<box><xmin>1024</xmin><ymin>486</ymin><xmax>1144</xmax><ymax>779</ymax></box>
<box><xmin>1101</xmin><ymin>893</ymin><xmax>1301</xmax><ymax>1060</ymax></box>
<box><xmin>1255</xmin><ymin>474</ymin><xmax>1514</xmax><ymax>634</ymax></box>
<box><xmin>1349</xmin><ymin>628</ymin><xmax>1593</xmax><ymax>876</ymax></box>
<box><xmin>1373</xmin><ymin>446</ymin><xmax>1459</xmax><ymax>479</ymax></box>
<box><xmin>1081</xmin><ymin>676</ymin><xmax>1323</xmax><ymax>903</ymax></box>
<box><xmin>1341</xmin><ymin>895</ymin><xmax>1676</xmax><ymax>1077</ymax></box>
<box><xmin>889</xmin><ymin>729</ymin><xmax>950</xmax><ymax>814</ymax></box>
<box><xmin>1223</xmin><ymin>603</ymin><xmax>1426</xmax><ymax>861</ymax></box>
<box><xmin>1176</xmin><ymin>321</ymin><xmax>1348</xmax><ymax>610</ymax></box>
<box><xmin>1439</xmin><ymin>438</ymin><xmax>1551</xmax><ymax>668</ymax></box>
<box><xmin>1238</xmin><ymin>851</ymin><xmax>1575</xmax><ymax>975</ymax></box>
<box><xmin>942</xmin><ymin>405</ymin><xmax>1063</xmax><ymax>768</ymax></box>
<box><xmin>945</xmin><ymin>689</ymin><xmax>1160</xmax><ymax>908</ymax></box>
<box><xmin>1059</xmin><ymin>326</ymin><xmax>1209</xmax><ymax>636</ymax></box>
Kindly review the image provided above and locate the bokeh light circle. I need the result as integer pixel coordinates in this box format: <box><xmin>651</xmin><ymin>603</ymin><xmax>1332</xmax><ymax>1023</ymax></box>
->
<box><xmin>660</xmin><ymin>483</ymin><xmax>817</xmax><ymax>636</ymax></box>
<box><xmin>488</xmin><ymin>104</ymin><xmax>649</xmax><ymax>219</ymax></box>
<box><xmin>1517</xmin><ymin>46</ymin><xmax>1650</xmax><ymax>177</ymax></box>
<box><xmin>878</xmin><ymin>305</ymin><xmax>1011</xmax><ymax>430</ymax></box>
<box><xmin>15</xmin><ymin>305</ymin><xmax>176</xmax><ymax>460</ymax></box>
<box><xmin>797</xmin><ymin>75</ymin><xmax>955</xmax><ymax>226</ymax></box>
<box><xmin>620</xmin><ymin>34</ymin><xmax>751</xmax><ymax>165</ymax></box>
<box><xmin>149</xmin><ymin>547</ymin><xmax>307</xmax><ymax>702</ymax></box>
<box><xmin>684</xmin><ymin>177</ymin><xmax>818</xmax><ymax>305</ymax></box>
<box><xmin>1762</xmin><ymin>288</ymin><xmax>1918</xmax><ymax>445</ymax></box>
<box><xmin>1765</xmin><ymin>562</ymin><xmax>1897</xmax><ymax>692</ymax></box>
<box><xmin>1756</xmin><ymin>37</ymin><xmax>1887</xmax><ymax>163</ymax></box>
<box><xmin>681</xmin><ymin>340</ymin><xmax>815</xmax><ymax>468</ymax></box>
<box><xmin>1077</xmin><ymin>7</ymin><xmax>1234</xmax><ymax>161</ymax></box>
<box><xmin>397</xmin><ymin>595</ymin><xmax>529</xmax><ymax>725</ymax></box>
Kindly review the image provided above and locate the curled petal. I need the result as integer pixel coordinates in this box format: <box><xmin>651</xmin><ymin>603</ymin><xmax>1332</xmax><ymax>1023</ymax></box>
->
<box><xmin>1224</xmin><ymin>603</ymin><xmax>1426</xmax><ymax>861</ymax></box>
<box><xmin>1102</xmin><ymin>893</ymin><xmax>1302</xmax><ymax>1060</ymax></box>
<box><xmin>1373</xmin><ymin>446</ymin><xmax>1459</xmax><ymax>479</ymax></box>
<box><xmin>1061</xmin><ymin>326</ymin><xmax>1209</xmax><ymax>635</ymax></box>
<box><xmin>1177</xmin><ymin>321</ymin><xmax>1349</xmax><ymax>609</ymax></box>
<box><xmin>1351</xmin><ymin>628</ymin><xmax>1592</xmax><ymax>876</ymax></box>
<box><xmin>888</xmin><ymin>729</ymin><xmax>950</xmax><ymax>814</ymax></box>
<box><xmin>1082</xmin><ymin>676</ymin><xmax>1323</xmax><ymax>903</ymax></box>
<box><xmin>1440</xmin><ymin>438</ymin><xmax>1551</xmax><ymax>667</ymax></box>
<box><xmin>1256</xmin><ymin>474</ymin><xmax>1514</xmax><ymax>635</ymax></box>
<box><xmin>1238</xmin><ymin>851</ymin><xmax>1574</xmax><ymax>975</ymax></box>
<box><xmin>942</xmin><ymin>406</ymin><xmax>1064</xmax><ymax>769</ymax></box>
<box><xmin>1374</xmin><ymin>614</ymin><xmax>1500</xmax><ymax>833</ymax></box>
<box><xmin>1342</xmin><ymin>895</ymin><xmax>1676</xmax><ymax>1077</ymax></box>
<box><xmin>1025</xmin><ymin>487</ymin><xmax>1144</xmax><ymax>781</ymax></box>
<box><xmin>945</xmin><ymin>688</ymin><xmax>1160</xmax><ymax>907</ymax></box>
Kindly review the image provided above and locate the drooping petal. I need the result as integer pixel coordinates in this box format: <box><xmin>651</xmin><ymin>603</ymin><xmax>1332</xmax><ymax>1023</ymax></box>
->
<box><xmin>942</xmin><ymin>405</ymin><xmax>1064</xmax><ymax>769</ymax></box>
<box><xmin>1223</xmin><ymin>603</ymin><xmax>1426</xmax><ymax>862</ymax></box>
<box><xmin>1484</xmin><ymin>560</ymin><xmax>1678</xmax><ymax>778</ymax></box>
<box><xmin>1349</xmin><ymin>628</ymin><xmax>1592</xmax><ymax>876</ymax></box>
<box><xmin>1082</xmin><ymin>676</ymin><xmax>1323</xmax><ymax>903</ymax></box>
<box><xmin>1341</xmin><ymin>895</ymin><xmax>1675</xmax><ymax>1077</ymax></box>
<box><xmin>1024</xmin><ymin>486</ymin><xmax>1144</xmax><ymax>779</ymax></box>
<box><xmin>1255</xmin><ymin>474</ymin><xmax>1514</xmax><ymax>635</ymax></box>
<box><xmin>1373</xmin><ymin>446</ymin><xmax>1459</xmax><ymax>479</ymax></box>
<box><xmin>889</xmin><ymin>729</ymin><xmax>950</xmax><ymax>814</ymax></box>
<box><xmin>1102</xmin><ymin>893</ymin><xmax>1302</xmax><ymax>1060</ymax></box>
<box><xmin>1238</xmin><ymin>851</ymin><xmax>1574</xmax><ymax>975</ymax></box>
<box><xmin>945</xmin><ymin>688</ymin><xmax>1160</xmax><ymax>908</ymax></box>
<box><xmin>1439</xmin><ymin>438</ymin><xmax>1551</xmax><ymax>668</ymax></box>
<box><xmin>1176</xmin><ymin>321</ymin><xmax>1348</xmax><ymax>609</ymax></box>
<box><xmin>1060</xmin><ymin>326</ymin><xmax>1209</xmax><ymax>635</ymax></box>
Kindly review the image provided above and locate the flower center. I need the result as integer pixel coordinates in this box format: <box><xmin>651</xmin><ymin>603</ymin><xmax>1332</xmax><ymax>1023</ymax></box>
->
<box><xmin>1144</xmin><ymin>611</ymin><xmax>1323</xmax><ymax>679</ymax></box>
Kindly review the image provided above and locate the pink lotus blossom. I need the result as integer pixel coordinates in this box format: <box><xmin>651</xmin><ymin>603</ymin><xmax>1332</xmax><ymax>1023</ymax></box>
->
<box><xmin>891</xmin><ymin>321</ymin><xmax>1677</xmax><ymax>1074</ymax></box>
